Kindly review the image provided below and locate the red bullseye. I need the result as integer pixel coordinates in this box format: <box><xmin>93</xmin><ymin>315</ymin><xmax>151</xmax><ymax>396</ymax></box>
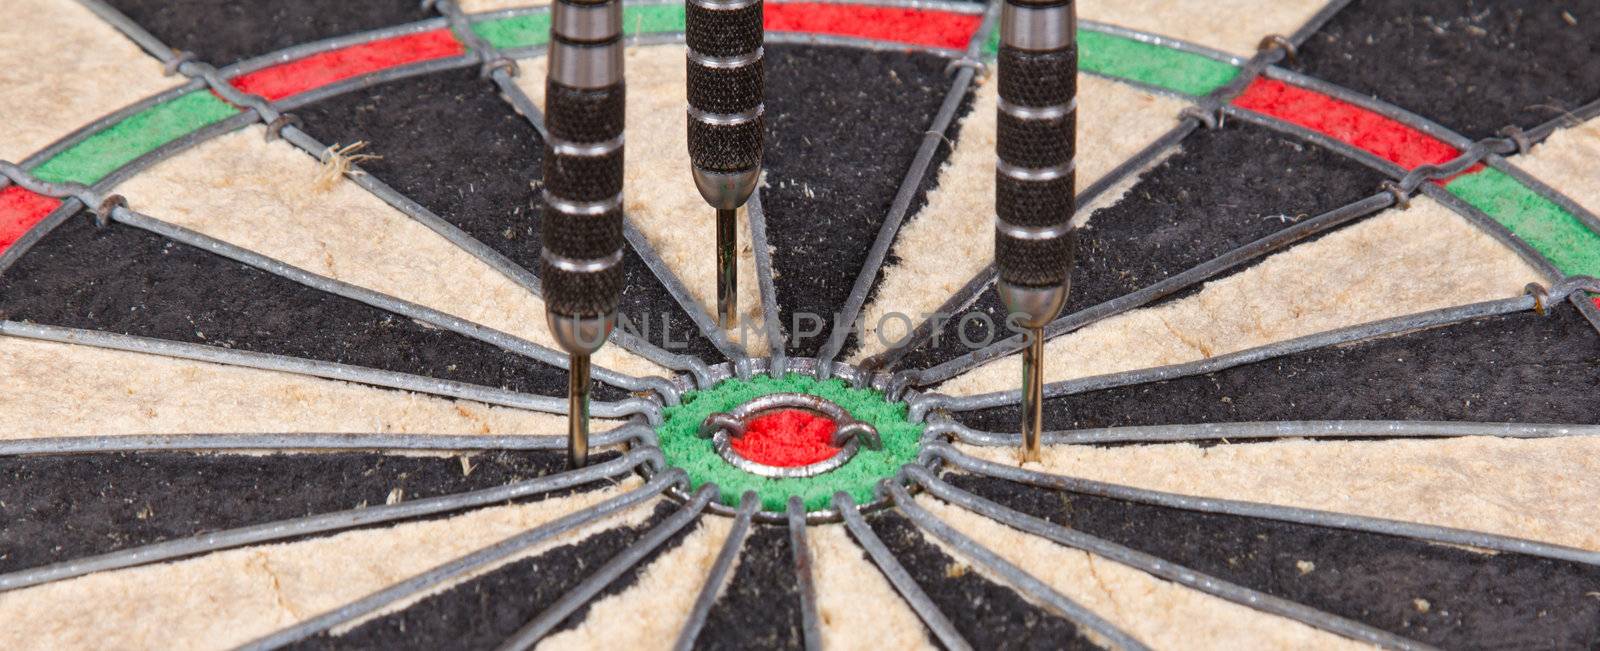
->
<box><xmin>728</xmin><ymin>409</ymin><xmax>841</xmax><ymax>468</ymax></box>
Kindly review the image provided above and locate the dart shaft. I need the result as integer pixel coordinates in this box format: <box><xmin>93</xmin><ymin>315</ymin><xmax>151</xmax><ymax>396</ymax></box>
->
<box><xmin>717</xmin><ymin>207</ymin><xmax>737</xmax><ymax>328</ymax></box>
<box><xmin>994</xmin><ymin>0</ymin><xmax>1076</xmax><ymax>462</ymax></box>
<box><xmin>688</xmin><ymin>0</ymin><xmax>764</xmax><ymax>330</ymax></box>
<box><xmin>1021</xmin><ymin>328</ymin><xmax>1045</xmax><ymax>462</ymax></box>
<box><xmin>567</xmin><ymin>354</ymin><xmax>592</xmax><ymax>469</ymax></box>
<box><xmin>543</xmin><ymin>0</ymin><xmax>626</xmax><ymax>467</ymax></box>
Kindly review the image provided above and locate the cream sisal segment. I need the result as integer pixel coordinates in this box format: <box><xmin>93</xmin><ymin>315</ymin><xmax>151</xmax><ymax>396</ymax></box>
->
<box><xmin>939</xmin><ymin>196</ymin><xmax>1544</xmax><ymax>395</ymax></box>
<box><xmin>537</xmin><ymin>516</ymin><xmax>736</xmax><ymax>650</ymax></box>
<box><xmin>810</xmin><ymin>523</ymin><xmax>937</xmax><ymax>650</ymax></box>
<box><xmin>959</xmin><ymin>435</ymin><xmax>1600</xmax><ymax>553</ymax></box>
<box><xmin>515</xmin><ymin>46</ymin><xmax>770</xmax><ymax>355</ymax></box>
<box><xmin>110</xmin><ymin>126</ymin><xmax>661</xmax><ymax>377</ymax></box>
<box><xmin>0</xmin><ymin>486</ymin><xmax>652</xmax><ymax>651</ymax></box>
<box><xmin>853</xmin><ymin>75</ymin><xmax>1185</xmax><ymax>360</ymax></box>
<box><xmin>0</xmin><ymin>0</ymin><xmax>172</xmax><ymax>162</ymax></box>
<box><xmin>0</xmin><ymin>337</ymin><xmax>610</xmax><ymax>439</ymax></box>
<box><xmin>1511</xmin><ymin>116</ymin><xmax>1600</xmax><ymax>216</ymax></box>
<box><xmin>922</xmin><ymin>499</ymin><xmax>1373</xmax><ymax>650</ymax></box>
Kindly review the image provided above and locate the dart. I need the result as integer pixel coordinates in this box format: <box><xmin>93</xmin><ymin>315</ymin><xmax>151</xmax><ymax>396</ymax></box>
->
<box><xmin>542</xmin><ymin>0</ymin><xmax>627</xmax><ymax>468</ymax></box>
<box><xmin>686</xmin><ymin>0</ymin><xmax>765</xmax><ymax>329</ymax></box>
<box><xmin>994</xmin><ymin>0</ymin><xmax>1077</xmax><ymax>463</ymax></box>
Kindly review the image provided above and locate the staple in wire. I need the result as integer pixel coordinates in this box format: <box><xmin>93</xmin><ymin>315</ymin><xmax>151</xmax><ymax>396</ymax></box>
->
<box><xmin>93</xmin><ymin>194</ymin><xmax>127</xmax><ymax>228</ymax></box>
<box><xmin>1379</xmin><ymin>180</ymin><xmax>1411</xmax><ymax>209</ymax></box>
<box><xmin>1499</xmin><ymin>125</ymin><xmax>1533</xmax><ymax>156</ymax></box>
<box><xmin>1526</xmin><ymin>282</ymin><xmax>1552</xmax><ymax>315</ymax></box>
<box><xmin>164</xmin><ymin>50</ymin><xmax>198</xmax><ymax>76</ymax></box>
<box><xmin>1256</xmin><ymin>34</ymin><xmax>1297</xmax><ymax>65</ymax></box>
<box><xmin>944</xmin><ymin>55</ymin><xmax>986</xmax><ymax>77</ymax></box>
<box><xmin>265</xmin><ymin>113</ymin><xmax>303</xmax><ymax>141</ymax></box>
<box><xmin>481</xmin><ymin>56</ymin><xmax>520</xmax><ymax>79</ymax></box>
<box><xmin>1179</xmin><ymin>104</ymin><xmax>1222</xmax><ymax>129</ymax></box>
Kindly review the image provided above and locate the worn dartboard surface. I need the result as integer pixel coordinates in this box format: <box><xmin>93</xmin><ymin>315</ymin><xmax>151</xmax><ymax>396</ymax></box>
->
<box><xmin>2</xmin><ymin>0</ymin><xmax>1600</xmax><ymax>648</ymax></box>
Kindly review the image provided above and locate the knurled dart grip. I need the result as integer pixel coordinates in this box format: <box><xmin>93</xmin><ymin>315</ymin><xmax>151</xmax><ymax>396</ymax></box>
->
<box><xmin>995</xmin><ymin>0</ymin><xmax>1077</xmax><ymax>292</ymax></box>
<box><xmin>541</xmin><ymin>0</ymin><xmax>626</xmax><ymax>319</ymax></box>
<box><xmin>687</xmin><ymin>0</ymin><xmax>764</xmax><ymax>177</ymax></box>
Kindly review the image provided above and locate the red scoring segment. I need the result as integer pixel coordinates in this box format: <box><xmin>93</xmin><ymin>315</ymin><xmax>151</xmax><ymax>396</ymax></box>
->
<box><xmin>229</xmin><ymin>30</ymin><xmax>466</xmax><ymax>103</ymax></box>
<box><xmin>765</xmin><ymin>3</ymin><xmax>981</xmax><ymax>51</ymax></box>
<box><xmin>0</xmin><ymin>187</ymin><xmax>63</xmax><ymax>256</ymax></box>
<box><xmin>729</xmin><ymin>409</ymin><xmax>842</xmax><ymax>468</ymax></box>
<box><xmin>1232</xmin><ymin>78</ymin><xmax>1480</xmax><ymax>180</ymax></box>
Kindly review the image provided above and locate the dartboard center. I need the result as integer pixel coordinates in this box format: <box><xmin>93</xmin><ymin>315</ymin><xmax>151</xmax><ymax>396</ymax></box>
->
<box><xmin>653</xmin><ymin>362</ymin><xmax>924</xmax><ymax>516</ymax></box>
<box><xmin>730</xmin><ymin>409</ymin><xmax>842</xmax><ymax>468</ymax></box>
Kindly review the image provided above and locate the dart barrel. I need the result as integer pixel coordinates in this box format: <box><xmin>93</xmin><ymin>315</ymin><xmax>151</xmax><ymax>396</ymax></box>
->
<box><xmin>994</xmin><ymin>0</ymin><xmax>1076</xmax><ymax>326</ymax></box>
<box><xmin>543</xmin><ymin>0</ymin><xmax>626</xmax><ymax>468</ymax></box>
<box><xmin>541</xmin><ymin>0</ymin><xmax>626</xmax><ymax>342</ymax></box>
<box><xmin>996</xmin><ymin>0</ymin><xmax>1075</xmax><ymax>464</ymax></box>
<box><xmin>686</xmin><ymin>0</ymin><xmax>764</xmax><ymax>210</ymax></box>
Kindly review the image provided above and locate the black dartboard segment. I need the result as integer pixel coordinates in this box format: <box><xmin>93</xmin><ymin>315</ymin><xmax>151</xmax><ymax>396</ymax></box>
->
<box><xmin>292</xmin><ymin>67</ymin><xmax>724</xmax><ymax>361</ymax></box>
<box><xmin>0</xmin><ymin>214</ymin><xmax>626</xmax><ymax>401</ymax></box>
<box><xmin>957</xmin><ymin>303</ymin><xmax>1600</xmax><ymax>433</ymax></box>
<box><xmin>951</xmin><ymin>474</ymin><xmax>1600</xmax><ymax>650</ymax></box>
<box><xmin>895</xmin><ymin>121</ymin><xmax>1386</xmax><ymax>372</ymax></box>
<box><xmin>862</xmin><ymin>512</ymin><xmax>1099</xmax><ymax>650</ymax></box>
<box><xmin>294</xmin><ymin>503</ymin><xmax>688</xmax><ymax>650</ymax></box>
<box><xmin>761</xmin><ymin>44</ymin><xmax>961</xmax><ymax>357</ymax></box>
<box><xmin>696</xmin><ymin>525</ymin><xmax>804</xmax><ymax>651</ymax></box>
<box><xmin>1295</xmin><ymin>0</ymin><xmax>1600</xmax><ymax>139</ymax></box>
<box><xmin>99</xmin><ymin>0</ymin><xmax>432</xmax><ymax>67</ymax></box>
<box><xmin>0</xmin><ymin>449</ymin><xmax>600</xmax><ymax>574</ymax></box>
<box><xmin>840</xmin><ymin>91</ymin><xmax>978</xmax><ymax>362</ymax></box>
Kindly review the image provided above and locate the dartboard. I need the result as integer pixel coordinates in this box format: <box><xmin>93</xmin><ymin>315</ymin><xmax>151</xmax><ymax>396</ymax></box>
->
<box><xmin>3</xmin><ymin>0</ymin><xmax>1599</xmax><ymax>648</ymax></box>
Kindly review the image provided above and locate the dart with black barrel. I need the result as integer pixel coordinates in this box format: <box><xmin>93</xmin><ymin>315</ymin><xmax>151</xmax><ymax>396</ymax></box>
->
<box><xmin>994</xmin><ymin>0</ymin><xmax>1076</xmax><ymax>463</ymax></box>
<box><xmin>541</xmin><ymin>0</ymin><xmax>626</xmax><ymax>468</ymax></box>
<box><xmin>686</xmin><ymin>0</ymin><xmax>765</xmax><ymax>329</ymax></box>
